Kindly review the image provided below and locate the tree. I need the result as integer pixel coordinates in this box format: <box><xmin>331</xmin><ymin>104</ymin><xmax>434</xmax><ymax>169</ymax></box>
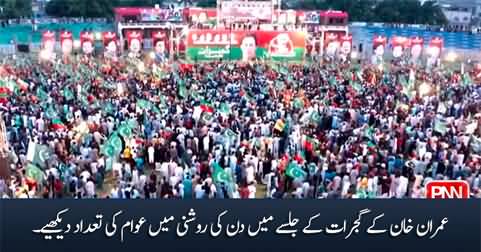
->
<box><xmin>45</xmin><ymin>0</ymin><xmax>163</xmax><ymax>18</ymax></box>
<box><xmin>196</xmin><ymin>0</ymin><xmax>216</xmax><ymax>8</ymax></box>
<box><xmin>0</xmin><ymin>0</ymin><xmax>32</xmax><ymax>19</ymax></box>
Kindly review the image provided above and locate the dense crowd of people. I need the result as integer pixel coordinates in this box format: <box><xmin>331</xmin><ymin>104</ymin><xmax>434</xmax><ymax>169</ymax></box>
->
<box><xmin>0</xmin><ymin>54</ymin><xmax>480</xmax><ymax>199</ymax></box>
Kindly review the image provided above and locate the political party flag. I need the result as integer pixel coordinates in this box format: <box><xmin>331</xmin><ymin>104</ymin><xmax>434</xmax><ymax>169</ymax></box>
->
<box><xmin>310</xmin><ymin>111</ymin><xmax>321</xmax><ymax>124</ymax></box>
<box><xmin>462</xmin><ymin>73</ymin><xmax>472</xmax><ymax>86</ymax></box>
<box><xmin>434</xmin><ymin>117</ymin><xmax>448</xmax><ymax>135</ymax></box>
<box><xmin>200</xmin><ymin>112</ymin><xmax>214</xmax><ymax>125</ymax></box>
<box><xmin>51</xmin><ymin>118</ymin><xmax>66</xmax><ymax>131</ymax></box>
<box><xmin>26</xmin><ymin>163</ymin><xmax>44</xmax><ymax>183</ymax></box>
<box><xmin>118</xmin><ymin>123</ymin><xmax>133</xmax><ymax>140</ymax></box>
<box><xmin>137</xmin><ymin>99</ymin><xmax>150</xmax><ymax>110</ymax></box>
<box><xmin>200</xmin><ymin>99</ymin><xmax>214</xmax><ymax>113</ymax></box>
<box><xmin>293</xmin><ymin>98</ymin><xmax>304</xmax><ymax>109</ymax></box>
<box><xmin>63</xmin><ymin>88</ymin><xmax>74</xmax><ymax>101</ymax></box>
<box><xmin>285</xmin><ymin>162</ymin><xmax>306</xmax><ymax>179</ymax></box>
<box><xmin>274</xmin><ymin>119</ymin><xmax>286</xmax><ymax>132</ymax></box>
<box><xmin>109</xmin><ymin>134</ymin><xmax>123</xmax><ymax>154</ymax></box>
<box><xmin>101</xmin><ymin>144</ymin><xmax>116</xmax><ymax>158</ymax></box>
<box><xmin>212</xmin><ymin>162</ymin><xmax>231</xmax><ymax>184</ymax></box>
<box><xmin>178</xmin><ymin>82</ymin><xmax>187</xmax><ymax>99</ymax></box>
<box><xmin>36</xmin><ymin>88</ymin><xmax>48</xmax><ymax>101</ymax></box>
<box><xmin>219</xmin><ymin>102</ymin><xmax>230</xmax><ymax>116</ymax></box>
<box><xmin>105</xmin><ymin>157</ymin><xmax>113</xmax><ymax>172</ymax></box>
<box><xmin>43</xmin><ymin>104</ymin><xmax>58</xmax><ymax>119</ymax></box>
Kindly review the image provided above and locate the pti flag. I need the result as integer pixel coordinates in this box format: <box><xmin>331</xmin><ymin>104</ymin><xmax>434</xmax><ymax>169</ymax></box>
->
<box><xmin>126</xmin><ymin>30</ymin><xmax>143</xmax><ymax>54</ymax></box>
<box><xmin>80</xmin><ymin>31</ymin><xmax>94</xmax><ymax>55</ymax></box>
<box><xmin>60</xmin><ymin>31</ymin><xmax>73</xmax><ymax>55</ymax></box>
<box><xmin>391</xmin><ymin>36</ymin><xmax>409</xmax><ymax>58</ymax></box>
<box><xmin>410</xmin><ymin>36</ymin><xmax>424</xmax><ymax>61</ymax></box>
<box><xmin>42</xmin><ymin>30</ymin><xmax>56</xmax><ymax>52</ymax></box>
<box><xmin>103</xmin><ymin>32</ymin><xmax>118</xmax><ymax>55</ymax></box>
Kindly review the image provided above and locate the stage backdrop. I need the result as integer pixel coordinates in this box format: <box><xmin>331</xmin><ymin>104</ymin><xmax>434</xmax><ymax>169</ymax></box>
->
<box><xmin>186</xmin><ymin>30</ymin><xmax>306</xmax><ymax>62</ymax></box>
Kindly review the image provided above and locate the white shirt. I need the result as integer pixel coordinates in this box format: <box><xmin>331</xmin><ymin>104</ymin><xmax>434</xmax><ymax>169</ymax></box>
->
<box><xmin>85</xmin><ymin>181</ymin><xmax>95</xmax><ymax>197</ymax></box>
<box><xmin>148</xmin><ymin>146</ymin><xmax>155</xmax><ymax>162</ymax></box>
<box><xmin>195</xmin><ymin>184</ymin><xmax>204</xmax><ymax>199</ymax></box>
<box><xmin>248</xmin><ymin>184</ymin><xmax>256</xmax><ymax>199</ymax></box>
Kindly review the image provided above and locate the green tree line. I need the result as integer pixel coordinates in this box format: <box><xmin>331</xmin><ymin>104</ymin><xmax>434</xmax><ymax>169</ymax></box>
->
<box><xmin>0</xmin><ymin>0</ymin><xmax>448</xmax><ymax>25</ymax></box>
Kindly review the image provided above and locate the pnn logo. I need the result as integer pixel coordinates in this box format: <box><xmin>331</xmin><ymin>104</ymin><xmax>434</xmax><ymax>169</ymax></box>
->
<box><xmin>426</xmin><ymin>180</ymin><xmax>470</xmax><ymax>199</ymax></box>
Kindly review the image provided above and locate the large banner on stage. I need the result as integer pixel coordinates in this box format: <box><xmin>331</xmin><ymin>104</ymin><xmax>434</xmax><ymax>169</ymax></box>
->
<box><xmin>42</xmin><ymin>30</ymin><xmax>56</xmax><ymax>52</ymax></box>
<box><xmin>186</xmin><ymin>30</ymin><xmax>306</xmax><ymax>61</ymax></box>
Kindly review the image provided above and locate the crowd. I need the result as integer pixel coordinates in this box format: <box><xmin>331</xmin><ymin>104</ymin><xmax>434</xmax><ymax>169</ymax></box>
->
<box><xmin>0</xmin><ymin>54</ymin><xmax>480</xmax><ymax>199</ymax></box>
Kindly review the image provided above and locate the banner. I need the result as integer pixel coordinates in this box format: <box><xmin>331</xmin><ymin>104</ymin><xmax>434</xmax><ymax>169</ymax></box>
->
<box><xmin>428</xmin><ymin>37</ymin><xmax>443</xmax><ymax>59</ymax></box>
<box><xmin>186</xmin><ymin>30</ymin><xmax>306</xmax><ymax>61</ymax></box>
<box><xmin>140</xmin><ymin>8</ymin><xmax>183</xmax><ymax>22</ymax></box>
<box><xmin>273</xmin><ymin>10</ymin><xmax>297</xmax><ymax>24</ymax></box>
<box><xmin>324</xmin><ymin>32</ymin><xmax>340</xmax><ymax>57</ymax></box>
<box><xmin>410</xmin><ymin>36</ymin><xmax>424</xmax><ymax>61</ymax></box>
<box><xmin>126</xmin><ymin>30</ymin><xmax>143</xmax><ymax>54</ymax></box>
<box><xmin>42</xmin><ymin>30</ymin><xmax>56</xmax><ymax>52</ymax></box>
<box><xmin>189</xmin><ymin>8</ymin><xmax>217</xmax><ymax>24</ymax></box>
<box><xmin>60</xmin><ymin>31</ymin><xmax>73</xmax><ymax>55</ymax></box>
<box><xmin>152</xmin><ymin>30</ymin><xmax>168</xmax><ymax>55</ymax></box>
<box><xmin>220</xmin><ymin>1</ymin><xmax>272</xmax><ymax>22</ymax></box>
<box><xmin>300</xmin><ymin>11</ymin><xmax>320</xmax><ymax>24</ymax></box>
<box><xmin>340</xmin><ymin>34</ymin><xmax>353</xmax><ymax>56</ymax></box>
<box><xmin>80</xmin><ymin>31</ymin><xmax>94</xmax><ymax>55</ymax></box>
<box><xmin>373</xmin><ymin>35</ymin><xmax>387</xmax><ymax>57</ymax></box>
<box><xmin>102</xmin><ymin>32</ymin><xmax>117</xmax><ymax>58</ymax></box>
<box><xmin>391</xmin><ymin>36</ymin><xmax>409</xmax><ymax>58</ymax></box>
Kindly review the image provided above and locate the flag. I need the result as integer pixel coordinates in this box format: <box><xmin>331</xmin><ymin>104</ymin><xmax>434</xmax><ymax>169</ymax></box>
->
<box><xmin>0</xmin><ymin>80</ymin><xmax>9</xmax><ymax>103</ymax></box>
<box><xmin>310</xmin><ymin>111</ymin><xmax>321</xmax><ymax>124</ymax></box>
<box><xmin>434</xmin><ymin>117</ymin><xmax>448</xmax><ymax>135</ymax></box>
<box><xmin>137</xmin><ymin>99</ymin><xmax>150</xmax><ymax>110</ymax></box>
<box><xmin>200</xmin><ymin>99</ymin><xmax>214</xmax><ymax>113</ymax></box>
<box><xmin>27</xmin><ymin>142</ymin><xmax>52</xmax><ymax>168</ymax></box>
<box><xmin>44</xmin><ymin>105</ymin><xmax>57</xmax><ymax>119</ymax></box>
<box><xmin>26</xmin><ymin>163</ymin><xmax>44</xmax><ymax>183</ymax></box>
<box><xmin>178</xmin><ymin>82</ymin><xmax>187</xmax><ymax>99</ymax></box>
<box><xmin>118</xmin><ymin>123</ymin><xmax>133</xmax><ymax>140</ymax></box>
<box><xmin>108</xmin><ymin>134</ymin><xmax>123</xmax><ymax>154</ymax></box>
<box><xmin>36</xmin><ymin>88</ymin><xmax>48</xmax><ymax>101</ymax></box>
<box><xmin>274</xmin><ymin>119</ymin><xmax>286</xmax><ymax>132</ymax></box>
<box><xmin>293</xmin><ymin>98</ymin><xmax>304</xmax><ymax>109</ymax></box>
<box><xmin>63</xmin><ymin>88</ymin><xmax>74</xmax><ymax>101</ymax></box>
<box><xmin>219</xmin><ymin>102</ymin><xmax>230</xmax><ymax>116</ymax></box>
<box><xmin>212</xmin><ymin>162</ymin><xmax>231</xmax><ymax>184</ymax></box>
<box><xmin>462</xmin><ymin>73</ymin><xmax>472</xmax><ymax>86</ymax></box>
<box><xmin>51</xmin><ymin>118</ymin><xmax>66</xmax><ymax>131</ymax></box>
<box><xmin>285</xmin><ymin>162</ymin><xmax>306</xmax><ymax>179</ymax></box>
<box><xmin>200</xmin><ymin>112</ymin><xmax>214</xmax><ymax>125</ymax></box>
<box><xmin>102</xmin><ymin>144</ymin><xmax>116</xmax><ymax>158</ymax></box>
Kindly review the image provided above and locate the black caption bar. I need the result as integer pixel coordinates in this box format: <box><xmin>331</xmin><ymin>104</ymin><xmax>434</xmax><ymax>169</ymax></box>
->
<box><xmin>0</xmin><ymin>200</ymin><xmax>479</xmax><ymax>252</ymax></box>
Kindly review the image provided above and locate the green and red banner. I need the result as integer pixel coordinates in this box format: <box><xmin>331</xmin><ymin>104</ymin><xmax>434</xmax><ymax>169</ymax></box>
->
<box><xmin>186</xmin><ymin>30</ymin><xmax>306</xmax><ymax>61</ymax></box>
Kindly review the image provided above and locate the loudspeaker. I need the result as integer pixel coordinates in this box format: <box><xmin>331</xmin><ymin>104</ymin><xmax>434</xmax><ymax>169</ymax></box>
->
<box><xmin>17</xmin><ymin>44</ymin><xmax>30</xmax><ymax>53</ymax></box>
<box><xmin>359</xmin><ymin>43</ymin><xmax>363</xmax><ymax>53</ymax></box>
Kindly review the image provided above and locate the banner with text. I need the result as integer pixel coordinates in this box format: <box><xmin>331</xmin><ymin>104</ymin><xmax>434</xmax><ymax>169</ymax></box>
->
<box><xmin>186</xmin><ymin>30</ymin><xmax>306</xmax><ymax>61</ymax></box>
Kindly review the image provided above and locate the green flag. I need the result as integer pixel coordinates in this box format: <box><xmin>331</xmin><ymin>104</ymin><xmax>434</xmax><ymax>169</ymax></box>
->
<box><xmin>29</xmin><ymin>144</ymin><xmax>52</xmax><ymax>168</ymax></box>
<box><xmin>310</xmin><ymin>111</ymin><xmax>321</xmax><ymax>124</ymax></box>
<box><xmin>137</xmin><ymin>99</ymin><xmax>150</xmax><ymax>110</ymax></box>
<box><xmin>109</xmin><ymin>134</ymin><xmax>123</xmax><ymax>154</ymax></box>
<box><xmin>213</xmin><ymin>162</ymin><xmax>231</xmax><ymax>184</ymax></box>
<box><xmin>26</xmin><ymin>163</ymin><xmax>44</xmax><ymax>183</ymax></box>
<box><xmin>178</xmin><ymin>81</ymin><xmax>187</xmax><ymax>99</ymax></box>
<box><xmin>36</xmin><ymin>88</ymin><xmax>48</xmax><ymax>101</ymax></box>
<box><xmin>63</xmin><ymin>88</ymin><xmax>74</xmax><ymax>101</ymax></box>
<box><xmin>285</xmin><ymin>162</ymin><xmax>306</xmax><ymax>179</ymax></box>
<box><xmin>293</xmin><ymin>98</ymin><xmax>304</xmax><ymax>109</ymax></box>
<box><xmin>219</xmin><ymin>102</ymin><xmax>230</xmax><ymax>115</ymax></box>
<box><xmin>118</xmin><ymin>123</ymin><xmax>133</xmax><ymax>140</ymax></box>
<box><xmin>102</xmin><ymin>144</ymin><xmax>116</xmax><ymax>158</ymax></box>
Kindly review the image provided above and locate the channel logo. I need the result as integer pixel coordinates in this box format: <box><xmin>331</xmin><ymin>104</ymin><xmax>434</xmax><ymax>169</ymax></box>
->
<box><xmin>425</xmin><ymin>180</ymin><xmax>470</xmax><ymax>199</ymax></box>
